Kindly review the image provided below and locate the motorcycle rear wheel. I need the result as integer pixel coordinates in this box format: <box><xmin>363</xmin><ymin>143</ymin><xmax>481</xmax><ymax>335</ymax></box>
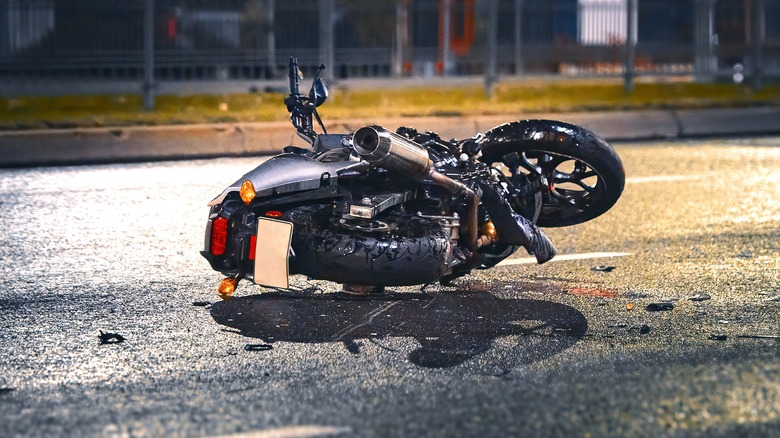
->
<box><xmin>285</xmin><ymin>205</ymin><xmax>452</xmax><ymax>286</ymax></box>
<box><xmin>480</xmin><ymin>120</ymin><xmax>625</xmax><ymax>228</ymax></box>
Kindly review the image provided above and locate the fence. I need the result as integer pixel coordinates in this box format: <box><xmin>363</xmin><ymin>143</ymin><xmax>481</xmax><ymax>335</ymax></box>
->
<box><xmin>1</xmin><ymin>0</ymin><xmax>778</xmax><ymax>90</ymax></box>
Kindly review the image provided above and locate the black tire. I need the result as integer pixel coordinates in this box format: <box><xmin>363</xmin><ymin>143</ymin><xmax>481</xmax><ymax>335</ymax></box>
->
<box><xmin>284</xmin><ymin>205</ymin><xmax>452</xmax><ymax>286</ymax></box>
<box><xmin>480</xmin><ymin>120</ymin><xmax>625</xmax><ymax>227</ymax></box>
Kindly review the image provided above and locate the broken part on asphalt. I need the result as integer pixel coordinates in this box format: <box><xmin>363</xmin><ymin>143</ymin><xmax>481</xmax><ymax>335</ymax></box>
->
<box><xmin>98</xmin><ymin>331</ymin><xmax>126</xmax><ymax>344</ymax></box>
<box><xmin>244</xmin><ymin>344</ymin><xmax>273</xmax><ymax>351</ymax></box>
<box><xmin>645</xmin><ymin>302</ymin><xmax>675</xmax><ymax>312</ymax></box>
<box><xmin>689</xmin><ymin>294</ymin><xmax>711</xmax><ymax>302</ymax></box>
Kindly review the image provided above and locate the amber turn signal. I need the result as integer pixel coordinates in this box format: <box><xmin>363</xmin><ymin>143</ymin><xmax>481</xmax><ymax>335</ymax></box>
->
<box><xmin>481</xmin><ymin>221</ymin><xmax>497</xmax><ymax>242</ymax></box>
<box><xmin>218</xmin><ymin>277</ymin><xmax>238</xmax><ymax>296</ymax></box>
<box><xmin>240</xmin><ymin>179</ymin><xmax>256</xmax><ymax>205</ymax></box>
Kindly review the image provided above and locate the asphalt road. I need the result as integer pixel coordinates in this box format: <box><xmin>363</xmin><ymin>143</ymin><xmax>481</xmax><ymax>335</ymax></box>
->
<box><xmin>1</xmin><ymin>136</ymin><xmax>779</xmax><ymax>437</ymax></box>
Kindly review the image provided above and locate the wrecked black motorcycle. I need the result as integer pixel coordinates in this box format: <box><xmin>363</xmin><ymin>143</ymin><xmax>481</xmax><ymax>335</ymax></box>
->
<box><xmin>201</xmin><ymin>57</ymin><xmax>624</xmax><ymax>295</ymax></box>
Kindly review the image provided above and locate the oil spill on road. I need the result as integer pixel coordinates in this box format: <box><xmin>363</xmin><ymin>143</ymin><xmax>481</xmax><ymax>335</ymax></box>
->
<box><xmin>210</xmin><ymin>290</ymin><xmax>587</xmax><ymax>368</ymax></box>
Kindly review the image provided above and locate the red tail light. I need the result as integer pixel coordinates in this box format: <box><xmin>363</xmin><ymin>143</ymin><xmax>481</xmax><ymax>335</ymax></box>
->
<box><xmin>248</xmin><ymin>235</ymin><xmax>257</xmax><ymax>261</ymax></box>
<box><xmin>210</xmin><ymin>217</ymin><xmax>229</xmax><ymax>256</ymax></box>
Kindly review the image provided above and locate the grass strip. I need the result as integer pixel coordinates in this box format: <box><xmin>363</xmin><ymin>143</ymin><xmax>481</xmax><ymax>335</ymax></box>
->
<box><xmin>2</xmin><ymin>80</ymin><xmax>779</xmax><ymax>130</ymax></box>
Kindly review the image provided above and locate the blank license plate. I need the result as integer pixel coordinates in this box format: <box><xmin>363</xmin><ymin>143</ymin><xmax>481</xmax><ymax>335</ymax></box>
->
<box><xmin>253</xmin><ymin>217</ymin><xmax>293</xmax><ymax>289</ymax></box>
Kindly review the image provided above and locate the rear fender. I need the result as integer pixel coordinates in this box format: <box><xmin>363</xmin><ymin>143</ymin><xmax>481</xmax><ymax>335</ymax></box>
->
<box><xmin>208</xmin><ymin>153</ymin><xmax>364</xmax><ymax>206</ymax></box>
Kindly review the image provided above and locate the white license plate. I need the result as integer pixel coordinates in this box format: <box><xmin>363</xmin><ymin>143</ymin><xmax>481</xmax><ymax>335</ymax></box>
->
<box><xmin>253</xmin><ymin>217</ymin><xmax>293</xmax><ymax>289</ymax></box>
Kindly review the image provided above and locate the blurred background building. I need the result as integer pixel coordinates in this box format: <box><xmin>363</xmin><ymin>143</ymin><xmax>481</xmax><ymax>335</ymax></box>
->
<box><xmin>0</xmin><ymin>0</ymin><xmax>777</xmax><ymax>84</ymax></box>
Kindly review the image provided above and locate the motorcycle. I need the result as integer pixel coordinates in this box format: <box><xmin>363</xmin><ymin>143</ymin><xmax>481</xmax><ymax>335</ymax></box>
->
<box><xmin>201</xmin><ymin>57</ymin><xmax>625</xmax><ymax>295</ymax></box>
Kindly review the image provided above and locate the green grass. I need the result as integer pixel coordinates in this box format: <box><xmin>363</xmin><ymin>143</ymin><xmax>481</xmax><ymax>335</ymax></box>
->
<box><xmin>2</xmin><ymin>80</ymin><xmax>779</xmax><ymax>130</ymax></box>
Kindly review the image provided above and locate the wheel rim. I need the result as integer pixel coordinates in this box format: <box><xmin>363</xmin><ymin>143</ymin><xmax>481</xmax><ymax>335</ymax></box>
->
<box><xmin>500</xmin><ymin>150</ymin><xmax>605</xmax><ymax>216</ymax></box>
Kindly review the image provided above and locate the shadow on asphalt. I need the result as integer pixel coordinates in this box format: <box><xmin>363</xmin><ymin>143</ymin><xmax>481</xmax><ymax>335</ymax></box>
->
<box><xmin>210</xmin><ymin>290</ymin><xmax>587</xmax><ymax>368</ymax></box>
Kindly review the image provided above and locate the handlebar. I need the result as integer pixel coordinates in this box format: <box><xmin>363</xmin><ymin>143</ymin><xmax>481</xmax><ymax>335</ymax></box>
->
<box><xmin>284</xmin><ymin>56</ymin><xmax>328</xmax><ymax>144</ymax></box>
<box><xmin>288</xmin><ymin>56</ymin><xmax>301</xmax><ymax>97</ymax></box>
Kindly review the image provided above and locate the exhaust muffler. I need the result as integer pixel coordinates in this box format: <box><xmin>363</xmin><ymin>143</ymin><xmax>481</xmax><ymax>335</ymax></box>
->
<box><xmin>353</xmin><ymin>125</ymin><xmax>433</xmax><ymax>181</ymax></box>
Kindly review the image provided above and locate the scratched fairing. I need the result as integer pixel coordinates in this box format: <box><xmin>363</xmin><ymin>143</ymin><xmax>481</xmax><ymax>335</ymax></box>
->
<box><xmin>201</xmin><ymin>57</ymin><xmax>625</xmax><ymax>295</ymax></box>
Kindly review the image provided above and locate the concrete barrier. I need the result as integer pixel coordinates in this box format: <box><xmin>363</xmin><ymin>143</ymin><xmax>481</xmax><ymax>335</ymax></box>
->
<box><xmin>1</xmin><ymin>107</ymin><xmax>779</xmax><ymax>167</ymax></box>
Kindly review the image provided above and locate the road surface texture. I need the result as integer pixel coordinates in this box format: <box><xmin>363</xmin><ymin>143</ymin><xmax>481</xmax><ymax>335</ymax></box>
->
<box><xmin>1</xmin><ymin>136</ymin><xmax>779</xmax><ymax>437</ymax></box>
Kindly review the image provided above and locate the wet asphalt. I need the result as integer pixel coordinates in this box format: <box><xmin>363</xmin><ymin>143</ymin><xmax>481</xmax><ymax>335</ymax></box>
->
<box><xmin>0</xmin><ymin>137</ymin><xmax>779</xmax><ymax>437</ymax></box>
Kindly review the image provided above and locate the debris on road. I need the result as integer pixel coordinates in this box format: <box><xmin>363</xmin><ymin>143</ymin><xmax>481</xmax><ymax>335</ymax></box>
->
<box><xmin>626</xmin><ymin>303</ymin><xmax>634</xmax><ymax>311</ymax></box>
<box><xmin>639</xmin><ymin>325</ymin><xmax>651</xmax><ymax>335</ymax></box>
<box><xmin>709</xmin><ymin>334</ymin><xmax>728</xmax><ymax>341</ymax></box>
<box><xmin>0</xmin><ymin>387</ymin><xmax>15</xmax><ymax>395</ymax></box>
<box><xmin>98</xmin><ymin>331</ymin><xmax>126</xmax><ymax>344</ymax></box>
<box><xmin>244</xmin><ymin>344</ymin><xmax>273</xmax><ymax>351</ymax></box>
<box><xmin>192</xmin><ymin>301</ymin><xmax>211</xmax><ymax>307</ymax></box>
<box><xmin>591</xmin><ymin>265</ymin><xmax>616</xmax><ymax>273</ymax></box>
<box><xmin>689</xmin><ymin>294</ymin><xmax>711</xmax><ymax>302</ymax></box>
<box><xmin>645</xmin><ymin>302</ymin><xmax>675</xmax><ymax>312</ymax></box>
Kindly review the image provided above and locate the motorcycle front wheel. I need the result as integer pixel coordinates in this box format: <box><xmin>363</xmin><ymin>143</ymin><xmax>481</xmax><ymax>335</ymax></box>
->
<box><xmin>480</xmin><ymin>120</ymin><xmax>625</xmax><ymax>228</ymax></box>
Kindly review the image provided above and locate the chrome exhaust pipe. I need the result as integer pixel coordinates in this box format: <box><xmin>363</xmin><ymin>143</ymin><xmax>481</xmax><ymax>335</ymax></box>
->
<box><xmin>353</xmin><ymin>125</ymin><xmax>432</xmax><ymax>181</ymax></box>
<box><xmin>353</xmin><ymin>125</ymin><xmax>479</xmax><ymax>250</ymax></box>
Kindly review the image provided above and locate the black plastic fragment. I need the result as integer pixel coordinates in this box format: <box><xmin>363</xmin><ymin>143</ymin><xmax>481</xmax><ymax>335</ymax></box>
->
<box><xmin>709</xmin><ymin>334</ymin><xmax>728</xmax><ymax>341</ymax></box>
<box><xmin>99</xmin><ymin>331</ymin><xmax>126</xmax><ymax>344</ymax></box>
<box><xmin>192</xmin><ymin>301</ymin><xmax>211</xmax><ymax>307</ymax></box>
<box><xmin>639</xmin><ymin>324</ymin><xmax>651</xmax><ymax>334</ymax></box>
<box><xmin>645</xmin><ymin>302</ymin><xmax>675</xmax><ymax>312</ymax></box>
<box><xmin>244</xmin><ymin>344</ymin><xmax>273</xmax><ymax>351</ymax></box>
<box><xmin>591</xmin><ymin>265</ymin><xmax>616</xmax><ymax>273</ymax></box>
<box><xmin>689</xmin><ymin>294</ymin><xmax>711</xmax><ymax>302</ymax></box>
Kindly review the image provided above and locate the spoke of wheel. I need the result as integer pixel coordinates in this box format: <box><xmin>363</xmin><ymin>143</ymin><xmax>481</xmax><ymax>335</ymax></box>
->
<box><xmin>553</xmin><ymin>170</ymin><xmax>592</xmax><ymax>184</ymax></box>
<box><xmin>550</xmin><ymin>189</ymin><xmax>579</xmax><ymax>206</ymax></box>
<box><xmin>516</xmin><ymin>155</ymin><xmax>540</xmax><ymax>174</ymax></box>
<box><xmin>558</xmin><ymin>177</ymin><xmax>596</xmax><ymax>192</ymax></box>
<box><xmin>539</xmin><ymin>154</ymin><xmax>567</xmax><ymax>175</ymax></box>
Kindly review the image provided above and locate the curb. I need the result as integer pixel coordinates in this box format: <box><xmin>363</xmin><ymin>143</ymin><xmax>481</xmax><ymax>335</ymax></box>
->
<box><xmin>2</xmin><ymin>107</ymin><xmax>780</xmax><ymax>167</ymax></box>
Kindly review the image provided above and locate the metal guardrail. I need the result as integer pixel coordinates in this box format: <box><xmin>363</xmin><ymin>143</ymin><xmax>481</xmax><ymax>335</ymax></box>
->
<box><xmin>0</xmin><ymin>0</ymin><xmax>777</xmax><ymax>91</ymax></box>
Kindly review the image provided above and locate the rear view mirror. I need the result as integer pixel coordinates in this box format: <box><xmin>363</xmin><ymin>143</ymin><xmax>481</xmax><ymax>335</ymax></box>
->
<box><xmin>309</xmin><ymin>77</ymin><xmax>328</xmax><ymax>107</ymax></box>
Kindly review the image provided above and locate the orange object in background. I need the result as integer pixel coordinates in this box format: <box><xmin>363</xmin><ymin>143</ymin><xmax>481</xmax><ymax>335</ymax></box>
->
<box><xmin>439</xmin><ymin>0</ymin><xmax>475</xmax><ymax>57</ymax></box>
